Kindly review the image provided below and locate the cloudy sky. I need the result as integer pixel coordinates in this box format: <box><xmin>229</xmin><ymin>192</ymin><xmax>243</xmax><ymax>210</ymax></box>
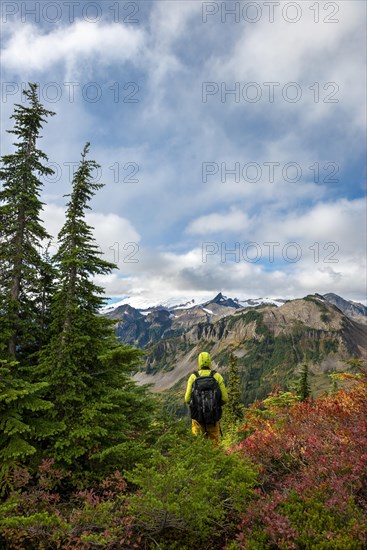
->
<box><xmin>1</xmin><ymin>0</ymin><xmax>366</xmax><ymax>305</ymax></box>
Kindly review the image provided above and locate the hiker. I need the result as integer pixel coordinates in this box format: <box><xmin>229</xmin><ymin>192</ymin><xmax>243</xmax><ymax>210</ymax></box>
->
<box><xmin>185</xmin><ymin>351</ymin><xmax>228</xmax><ymax>447</ymax></box>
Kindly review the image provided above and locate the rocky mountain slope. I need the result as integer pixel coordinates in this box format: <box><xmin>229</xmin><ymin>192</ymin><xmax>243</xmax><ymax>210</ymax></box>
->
<box><xmin>105</xmin><ymin>293</ymin><xmax>367</xmax><ymax>408</ymax></box>
<box><xmin>106</xmin><ymin>293</ymin><xmax>286</xmax><ymax>348</ymax></box>
<box><xmin>323</xmin><ymin>293</ymin><xmax>367</xmax><ymax>324</ymax></box>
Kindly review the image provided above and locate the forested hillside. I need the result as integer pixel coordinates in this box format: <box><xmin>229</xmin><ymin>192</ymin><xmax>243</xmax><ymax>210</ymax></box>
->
<box><xmin>1</xmin><ymin>85</ymin><xmax>366</xmax><ymax>549</ymax></box>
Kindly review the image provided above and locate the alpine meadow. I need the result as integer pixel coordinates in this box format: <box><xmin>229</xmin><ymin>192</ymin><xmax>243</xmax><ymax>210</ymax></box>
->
<box><xmin>0</xmin><ymin>83</ymin><xmax>366</xmax><ymax>549</ymax></box>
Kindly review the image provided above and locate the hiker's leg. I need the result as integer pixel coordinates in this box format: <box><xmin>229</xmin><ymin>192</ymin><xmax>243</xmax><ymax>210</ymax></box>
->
<box><xmin>206</xmin><ymin>422</ymin><xmax>220</xmax><ymax>447</ymax></box>
<box><xmin>191</xmin><ymin>419</ymin><xmax>205</xmax><ymax>437</ymax></box>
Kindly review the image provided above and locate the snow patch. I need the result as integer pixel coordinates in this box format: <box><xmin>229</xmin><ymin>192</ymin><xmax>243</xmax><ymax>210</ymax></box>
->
<box><xmin>100</xmin><ymin>293</ymin><xmax>285</xmax><ymax>315</ymax></box>
<box><xmin>238</xmin><ymin>297</ymin><xmax>285</xmax><ymax>308</ymax></box>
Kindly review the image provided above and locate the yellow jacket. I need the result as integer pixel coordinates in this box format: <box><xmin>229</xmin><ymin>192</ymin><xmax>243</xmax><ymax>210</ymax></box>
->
<box><xmin>184</xmin><ymin>352</ymin><xmax>228</xmax><ymax>404</ymax></box>
<box><xmin>184</xmin><ymin>369</ymin><xmax>228</xmax><ymax>404</ymax></box>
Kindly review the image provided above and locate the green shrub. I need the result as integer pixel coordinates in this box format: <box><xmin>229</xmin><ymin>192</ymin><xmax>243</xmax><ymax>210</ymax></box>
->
<box><xmin>126</xmin><ymin>430</ymin><xmax>257</xmax><ymax>548</ymax></box>
<box><xmin>0</xmin><ymin>469</ymin><xmax>139</xmax><ymax>549</ymax></box>
<box><xmin>238</xmin><ymin>490</ymin><xmax>366</xmax><ymax>550</ymax></box>
<box><xmin>282</xmin><ymin>491</ymin><xmax>366</xmax><ymax>549</ymax></box>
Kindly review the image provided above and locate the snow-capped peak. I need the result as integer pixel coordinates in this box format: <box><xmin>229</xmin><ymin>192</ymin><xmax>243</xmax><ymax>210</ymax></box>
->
<box><xmin>100</xmin><ymin>292</ymin><xmax>287</xmax><ymax>314</ymax></box>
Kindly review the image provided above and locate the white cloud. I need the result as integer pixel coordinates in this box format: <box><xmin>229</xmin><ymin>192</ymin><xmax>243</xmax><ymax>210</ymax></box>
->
<box><xmin>87</xmin><ymin>211</ymin><xmax>140</xmax><ymax>254</ymax></box>
<box><xmin>102</xmin><ymin>242</ymin><xmax>366</xmax><ymax>303</ymax></box>
<box><xmin>41</xmin><ymin>203</ymin><xmax>65</xmax><ymax>243</ymax></box>
<box><xmin>149</xmin><ymin>1</ymin><xmax>201</xmax><ymax>47</ymax></box>
<box><xmin>186</xmin><ymin>207</ymin><xmax>250</xmax><ymax>235</ymax></box>
<box><xmin>182</xmin><ymin>198</ymin><xmax>366</xmax><ymax>263</ymax></box>
<box><xmin>1</xmin><ymin>2</ymin><xmax>365</xmax><ymax>304</ymax></box>
<box><xmin>205</xmin><ymin>0</ymin><xmax>366</xmax><ymax>147</ymax></box>
<box><xmin>42</xmin><ymin>203</ymin><xmax>140</xmax><ymax>258</ymax></box>
<box><xmin>255</xmin><ymin>198</ymin><xmax>367</xmax><ymax>261</ymax></box>
<box><xmin>2</xmin><ymin>20</ymin><xmax>144</xmax><ymax>76</ymax></box>
<box><xmin>98</xmin><ymin>197</ymin><xmax>366</xmax><ymax>302</ymax></box>
<box><xmin>217</xmin><ymin>1</ymin><xmax>364</xmax><ymax>84</ymax></box>
<box><xmin>139</xmin><ymin>2</ymin><xmax>202</xmax><ymax>119</ymax></box>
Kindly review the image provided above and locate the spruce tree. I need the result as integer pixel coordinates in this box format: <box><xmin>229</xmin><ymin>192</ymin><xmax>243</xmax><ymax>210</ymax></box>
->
<box><xmin>225</xmin><ymin>352</ymin><xmax>244</xmax><ymax>424</ymax></box>
<box><xmin>0</xmin><ymin>85</ymin><xmax>62</xmax><ymax>487</ymax></box>
<box><xmin>0</xmin><ymin>83</ymin><xmax>55</xmax><ymax>361</ymax></box>
<box><xmin>221</xmin><ymin>352</ymin><xmax>244</xmax><ymax>447</ymax></box>
<box><xmin>38</xmin><ymin>143</ymin><xmax>155</xmax><ymax>471</ymax></box>
<box><xmin>297</xmin><ymin>363</ymin><xmax>311</xmax><ymax>401</ymax></box>
<box><xmin>0</xmin><ymin>359</ymin><xmax>58</xmax><ymax>491</ymax></box>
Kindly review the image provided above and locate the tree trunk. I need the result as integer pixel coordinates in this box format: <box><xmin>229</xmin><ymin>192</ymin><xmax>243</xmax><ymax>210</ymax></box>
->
<box><xmin>8</xmin><ymin>205</ymin><xmax>25</xmax><ymax>358</ymax></box>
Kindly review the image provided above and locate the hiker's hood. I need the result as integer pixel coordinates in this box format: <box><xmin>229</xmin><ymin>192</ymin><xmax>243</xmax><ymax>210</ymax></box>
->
<box><xmin>198</xmin><ymin>352</ymin><xmax>211</xmax><ymax>369</ymax></box>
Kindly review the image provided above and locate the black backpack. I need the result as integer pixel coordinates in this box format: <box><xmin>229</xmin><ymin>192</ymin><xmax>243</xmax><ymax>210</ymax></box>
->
<box><xmin>189</xmin><ymin>370</ymin><xmax>222</xmax><ymax>426</ymax></box>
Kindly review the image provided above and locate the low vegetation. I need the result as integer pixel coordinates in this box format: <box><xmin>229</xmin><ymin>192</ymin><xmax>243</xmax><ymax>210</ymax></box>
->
<box><xmin>0</xmin><ymin>372</ymin><xmax>366</xmax><ymax>549</ymax></box>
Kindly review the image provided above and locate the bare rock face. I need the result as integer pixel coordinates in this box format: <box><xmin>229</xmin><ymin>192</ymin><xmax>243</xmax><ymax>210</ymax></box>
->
<box><xmin>323</xmin><ymin>293</ymin><xmax>367</xmax><ymax>325</ymax></box>
<box><xmin>262</xmin><ymin>295</ymin><xmax>344</xmax><ymax>334</ymax></box>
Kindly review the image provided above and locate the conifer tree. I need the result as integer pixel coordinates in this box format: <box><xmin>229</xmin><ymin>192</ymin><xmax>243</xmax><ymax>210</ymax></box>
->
<box><xmin>225</xmin><ymin>352</ymin><xmax>244</xmax><ymax>425</ymax></box>
<box><xmin>0</xmin><ymin>85</ymin><xmax>62</xmax><ymax>486</ymax></box>
<box><xmin>0</xmin><ymin>83</ymin><xmax>55</xmax><ymax>361</ymax></box>
<box><xmin>0</xmin><ymin>359</ymin><xmax>59</xmax><ymax>490</ymax></box>
<box><xmin>222</xmin><ymin>352</ymin><xmax>244</xmax><ymax>447</ymax></box>
<box><xmin>329</xmin><ymin>376</ymin><xmax>339</xmax><ymax>395</ymax></box>
<box><xmin>296</xmin><ymin>363</ymin><xmax>311</xmax><ymax>401</ymax></box>
<box><xmin>38</xmin><ymin>143</ymin><xmax>155</xmax><ymax>470</ymax></box>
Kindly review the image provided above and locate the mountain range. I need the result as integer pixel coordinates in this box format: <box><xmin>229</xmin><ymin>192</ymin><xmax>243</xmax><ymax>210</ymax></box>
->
<box><xmin>103</xmin><ymin>292</ymin><xmax>367</xmax><ymax>410</ymax></box>
<box><xmin>101</xmin><ymin>293</ymin><xmax>287</xmax><ymax>314</ymax></box>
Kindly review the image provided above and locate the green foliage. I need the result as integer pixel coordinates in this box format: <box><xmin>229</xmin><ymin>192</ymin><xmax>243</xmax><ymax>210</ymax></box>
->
<box><xmin>221</xmin><ymin>353</ymin><xmax>244</xmax><ymax>448</ymax></box>
<box><xmin>304</xmin><ymin>295</ymin><xmax>329</xmax><ymax>314</ymax></box>
<box><xmin>32</xmin><ymin>143</ymin><xmax>158</xmax><ymax>474</ymax></box>
<box><xmin>323</xmin><ymin>338</ymin><xmax>338</xmax><ymax>354</ymax></box>
<box><xmin>262</xmin><ymin>390</ymin><xmax>300</xmax><ymax>411</ymax></box>
<box><xmin>240</xmin><ymin>491</ymin><xmax>366</xmax><ymax>549</ymax></box>
<box><xmin>126</xmin><ymin>428</ymin><xmax>257</xmax><ymax>547</ymax></box>
<box><xmin>296</xmin><ymin>363</ymin><xmax>311</xmax><ymax>400</ymax></box>
<box><xmin>1</xmin><ymin>379</ymin><xmax>366</xmax><ymax>549</ymax></box>
<box><xmin>0</xmin><ymin>361</ymin><xmax>62</xmax><ymax>493</ymax></box>
<box><xmin>0</xmin><ymin>93</ymin><xmax>159</xmax><ymax>489</ymax></box>
<box><xmin>161</xmin><ymin>380</ymin><xmax>191</xmax><ymax>418</ymax></box>
<box><xmin>236</xmin><ymin>324</ymin><xmax>341</xmax><ymax>405</ymax></box>
<box><xmin>227</xmin><ymin>309</ymin><xmax>268</xmax><ymax>336</ymax></box>
<box><xmin>343</xmin><ymin>358</ymin><xmax>366</xmax><ymax>372</ymax></box>
<box><xmin>39</xmin><ymin>336</ymin><xmax>157</xmax><ymax>475</ymax></box>
<box><xmin>329</xmin><ymin>374</ymin><xmax>339</xmax><ymax>394</ymax></box>
<box><xmin>0</xmin><ymin>466</ymin><xmax>139</xmax><ymax>549</ymax></box>
<box><xmin>0</xmin><ymin>83</ymin><xmax>55</xmax><ymax>361</ymax></box>
<box><xmin>225</xmin><ymin>353</ymin><xmax>245</xmax><ymax>422</ymax></box>
<box><xmin>282</xmin><ymin>491</ymin><xmax>366</xmax><ymax>549</ymax></box>
<box><xmin>321</xmin><ymin>312</ymin><xmax>330</xmax><ymax>323</ymax></box>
